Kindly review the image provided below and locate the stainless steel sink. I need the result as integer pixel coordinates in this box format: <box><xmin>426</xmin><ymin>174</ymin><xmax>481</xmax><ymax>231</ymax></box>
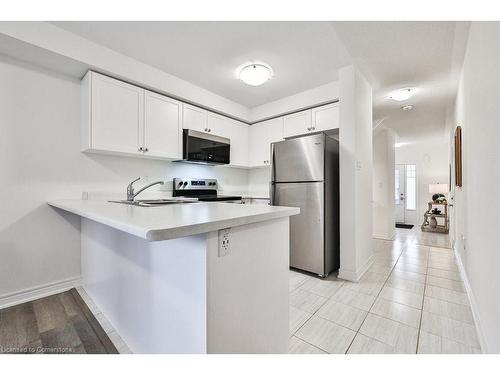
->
<box><xmin>109</xmin><ymin>199</ymin><xmax>197</xmax><ymax>207</ymax></box>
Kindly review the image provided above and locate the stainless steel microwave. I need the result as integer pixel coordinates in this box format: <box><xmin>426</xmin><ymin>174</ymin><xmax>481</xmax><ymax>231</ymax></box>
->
<box><xmin>181</xmin><ymin>129</ymin><xmax>230</xmax><ymax>165</ymax></box>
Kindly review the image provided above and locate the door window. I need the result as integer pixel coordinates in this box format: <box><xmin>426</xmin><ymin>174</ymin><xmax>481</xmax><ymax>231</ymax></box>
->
<box><xmin>395</xmin><ymin>169</ymin><xmax>400</xmax><ymax>205</ymax></box>
<box><xmin>405</xmin><ymin>164</ymin><xmax>416</xmax><ymax>210</ymax></box>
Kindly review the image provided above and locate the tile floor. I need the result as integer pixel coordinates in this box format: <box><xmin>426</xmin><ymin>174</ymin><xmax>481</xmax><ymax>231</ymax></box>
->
<box><xmin>288</xmin><ymin>230</ymin><xmax>481</xmax><ymax>354</ymax></box>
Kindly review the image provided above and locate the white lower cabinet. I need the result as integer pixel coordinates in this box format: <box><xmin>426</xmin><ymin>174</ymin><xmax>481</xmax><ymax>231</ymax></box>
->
<box><xmin>249</xmin><ymin>118</ymin><xmax>284</xmax><ymax>167</ymax></box>
<box><xmin>82</xmin><ymin>71</ymin><xmax>182</xmax><ymax>160</ymax></box>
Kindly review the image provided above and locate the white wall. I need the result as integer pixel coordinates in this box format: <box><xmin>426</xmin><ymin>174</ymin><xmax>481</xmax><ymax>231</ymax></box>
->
<box><xmin>338</xmin><ymin>65</ymin><xmax>373</xmax><ymax>282</ymax></box>
<box><xmin>395</xmin><ymin>136</ymin><xmax>449</xmax><ymax>226</ymax></box>
<box><xmin>0</xmin><ymin>57</ymin><xmax>249</xmax><ymax>303</ymax></box>
<box><xmin>247</xmin><ymin>168</ymin><xmax>271</xmax><ymax>198</ymax></box>
<box><xmin>372</xmin><ymin>129</ymin><xmax>396</xmax><ymax>240</ymax></box>
<box><xmin>449</xmin><ymin>22</ymin><xmax>500</xmax><ymax>353</ymax></box>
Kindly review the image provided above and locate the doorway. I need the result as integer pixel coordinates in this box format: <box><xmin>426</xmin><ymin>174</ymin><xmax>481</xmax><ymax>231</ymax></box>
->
<box><xmin>395</xmin><ymin>164</ymin><xmax>417</xmax><ymax>224</ymax></box>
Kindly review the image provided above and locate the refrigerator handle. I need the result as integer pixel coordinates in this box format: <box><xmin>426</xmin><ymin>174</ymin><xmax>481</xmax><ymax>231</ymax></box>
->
<box><xmin>270</xmin><ymin>143</ymin><xmax>276</xmax><ymax>206</ymax></box>
<box><xmin>270</xmin><ymin>182</ymin><xmax>275</xmax><ymax>206</ymax></box>
<box><xmin>270</xmin><ymin>143</ymin><xmax>276</xmax><ymax>182</ymax></box>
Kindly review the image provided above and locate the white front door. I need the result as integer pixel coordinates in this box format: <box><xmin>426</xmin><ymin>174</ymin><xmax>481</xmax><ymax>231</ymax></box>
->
<box><xmin>395</xmin><ymin>164</ymin><xmax>406</xmax><ymax>223</ymax></box>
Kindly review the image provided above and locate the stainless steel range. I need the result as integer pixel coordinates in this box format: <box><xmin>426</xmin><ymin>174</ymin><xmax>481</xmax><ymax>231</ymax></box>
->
<box><xmin>172</xmin><ymin>178</ymin><xmax>242</xmax><ymax>203</ymax></box>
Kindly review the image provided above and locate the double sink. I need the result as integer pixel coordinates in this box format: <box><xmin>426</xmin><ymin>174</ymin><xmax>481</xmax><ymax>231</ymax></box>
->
<box><xmin>110</xmin><ymin>198</ymin><xmax>198</xmax><ymax>207</ymax></box>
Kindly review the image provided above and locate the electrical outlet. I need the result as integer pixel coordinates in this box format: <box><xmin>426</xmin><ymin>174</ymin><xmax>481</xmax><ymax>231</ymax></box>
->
<box><xmin>218</xmin><ymin>228</ymin><xmax>231</xmax><ymax>257</ymax></box>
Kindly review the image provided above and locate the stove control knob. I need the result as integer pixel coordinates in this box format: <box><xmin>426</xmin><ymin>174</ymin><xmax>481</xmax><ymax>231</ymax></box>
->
<box><xmin>183</xmin><ymin>181</ymin><xmax>188</xmax><ymax>186</ymax></box>
<box><xmin>178</xmin><ymin>181</ymin><xmax>183</xmax><ymax>186</ymax></box>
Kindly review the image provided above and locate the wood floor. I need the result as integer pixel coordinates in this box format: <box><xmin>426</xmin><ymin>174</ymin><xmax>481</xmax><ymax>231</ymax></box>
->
<box><xmin>0</xmin><ymin>289</ymin><xmax>118</xmax><ymax>354</ymax></box>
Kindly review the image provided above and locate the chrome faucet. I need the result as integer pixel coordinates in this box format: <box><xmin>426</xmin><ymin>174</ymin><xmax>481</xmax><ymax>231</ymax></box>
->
<box><xmin>126</xmin><ymin>177</ymin><xmax>164</xmax><ymax>201</ymax></box>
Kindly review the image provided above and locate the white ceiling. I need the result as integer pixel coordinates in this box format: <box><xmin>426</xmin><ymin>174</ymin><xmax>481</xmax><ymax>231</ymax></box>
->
<box><xmin>52</xmin><ymin>21</ymin><xmax>468</xmax><ymax>140</ymax></box>
<box><xmin>52</xmin><ymin>21</ymin><xmax>352</xmax><ymax>108</ymax></box>
<box><xmin>331</xmin><ymin>21</ymin><xmax>468</xmax><ymax>141</ymax></box>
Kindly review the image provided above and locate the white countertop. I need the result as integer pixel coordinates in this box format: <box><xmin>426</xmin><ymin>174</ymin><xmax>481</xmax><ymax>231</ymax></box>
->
<box><xmin>48</xmin><ymin>199</ymin><xmax>299</xmax><ymax>241</ymax></box>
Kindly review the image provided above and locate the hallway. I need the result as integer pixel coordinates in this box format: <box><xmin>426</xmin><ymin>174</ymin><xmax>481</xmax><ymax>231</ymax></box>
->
<box><xmin>289</xmin><ymin>229</ymin><xmax>480</xmax><ymax>354</ymax></box>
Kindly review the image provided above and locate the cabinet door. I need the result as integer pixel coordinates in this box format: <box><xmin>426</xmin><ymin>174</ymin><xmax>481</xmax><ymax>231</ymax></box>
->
<box><xmin>209</xmin><ymin>114</ymin><xmax>249</xmax><ymax>167</ymax></box>
<box><xmin>182</xmin><ymin>103</ymin><xmax>207</xmax><ymax>132</ymax></box>
<box><xmin>312</xmin><ymin>102</ymin><xmax>339</xmax><ymax>132</ymax></box>
<box><xmin>249</xmin><ymin>118</ymin><xmax>283</xmax><ymax>167</ymax></box>
<box><xmin>249</xmin><ymin>122</ymin><xmax>268</xmax><ymax>167</ymax></box>
<box><xmin>227</xmin><ymin>120</ymin><xmax>249</xmax><ymax>167</ymax></box>
<box><xmin>144</xmin><ymin>91</ymin><xmax>182</xmax><ymax>159</ymax></box>
<box><xmin>91</xmin><ymin>73</ymin><xmax>143</xmax><ymax>154</ymax></box>
<box><xmin>206</xmin><ymin>112</ymin><xmax>227</xmax><ymax>136</ymax></box>
<box><xmin>283</xmin><ymin>109</ymin><xmax>311</xmax><ymax>138</ymax></box>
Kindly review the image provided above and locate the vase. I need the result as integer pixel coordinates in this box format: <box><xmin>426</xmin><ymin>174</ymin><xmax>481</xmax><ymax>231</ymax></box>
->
<box><xmin>430</xmin><ymin>216</ymin><xmax>438</xmax><ymax>228</ymax></box>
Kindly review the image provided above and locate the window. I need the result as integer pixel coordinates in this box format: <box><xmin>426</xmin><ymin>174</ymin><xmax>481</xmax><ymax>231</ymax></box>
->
<box><xmin>405</xmin><ymin>164</ymin><xmax>416</xmax><ymax>210</ymax></box>
<box><xmin>395</xmin><ymin>169</ymin><xmax>400</xmax><ymax>205</ymax></box>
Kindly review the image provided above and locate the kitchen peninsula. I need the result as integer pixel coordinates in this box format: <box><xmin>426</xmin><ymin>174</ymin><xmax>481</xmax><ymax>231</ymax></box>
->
<box><xmin>48</xmin><ymin>199</ymin><xmax>299</xmax><ymax>354</ymax></box>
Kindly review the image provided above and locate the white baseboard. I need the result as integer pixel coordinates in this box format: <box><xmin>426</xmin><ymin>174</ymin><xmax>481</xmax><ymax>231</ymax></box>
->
<box><xmin>338</xmin><ymin>254</ymin><xmax>374</xmax><ymax>282</ymax></box>
<box><xmin>373</xmin><ymin>232</ymin><xmax>395</xmax><ymax>241</ymax></box>
<box><xmin>0</xmin><ymin>276</ymin><xmax>82</xmax><ymax>309</ymax></box>
<box><xmin>454</xmin><ymin>248</ymin><xmax>488</xmax><ymax>353</ymax></box>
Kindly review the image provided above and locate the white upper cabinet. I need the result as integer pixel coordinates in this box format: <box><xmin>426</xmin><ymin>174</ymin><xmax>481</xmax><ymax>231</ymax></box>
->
<box><xmin>283</xmin><ymin>109</ymin><xmax>312</xmax><ymax>138</ymax></box>
<box><xmin>144</xmin><ymin>91</ymin><xmax>182</xmax><ymax>159</ymax></box>
<box><xmin>82</xmin><ymin>71</ymin><xmax>336</xmax><ymax>168</ymax></box>
<box><xmin>182</xmin><ymin>103</ymin><xmax>208</xmax><ymax>133</ymax></box>
<box><xmin>206</xmin><ymin>113</ymin><xmax>249</xmax><ymax>168</ymax></box>
<box><xmin>82</xmin><ymin>71</ymin><xmax>182</xmax><ymax>160</ymax></box>
<box><xmin>229</xmin><ymin>121</ymin><xmax>250</xmax><ymax>168</ymax></box>
<box><xmin>249</xmin><ymin>118</ymin><xmax>284</xmax><ymax>167</ymax></box>
<box><xmin>312</xmin><ymin>102</ymin><xmax>339</xmax><ymax>132</ymax></box>
<box><xmin>283</xmin><ymin>103</ymin><xmax>339</xmax><ymax>138</ymax></box>
<box><xmin>85</xmin><ymin>72</ymin><xmax>144</xmax><ymax>154</ymax></box>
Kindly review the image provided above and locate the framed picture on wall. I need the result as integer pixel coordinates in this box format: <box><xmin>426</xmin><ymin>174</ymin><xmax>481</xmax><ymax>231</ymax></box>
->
<box><xmin>454</xmin><ymin>125</ymin><xmax>463</xmax><ymax>187</ymax></box>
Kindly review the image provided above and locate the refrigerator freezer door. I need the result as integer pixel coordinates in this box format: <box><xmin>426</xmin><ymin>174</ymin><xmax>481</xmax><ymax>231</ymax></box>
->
<box><xmin>271</xmin><ymin>134</ymin><xmax>325</xmax><ymax>183</ymax></box>
<box><xmin>272</xmin><ymin>182</ymin><xmax>325</xmax><ymax>275</ymax></box>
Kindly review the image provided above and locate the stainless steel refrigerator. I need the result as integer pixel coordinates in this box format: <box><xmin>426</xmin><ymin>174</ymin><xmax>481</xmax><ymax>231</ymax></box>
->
<box><xmin>270</xmin><ymin>133</ymin><xmax>339</xmax><ymax>277</ymax></box>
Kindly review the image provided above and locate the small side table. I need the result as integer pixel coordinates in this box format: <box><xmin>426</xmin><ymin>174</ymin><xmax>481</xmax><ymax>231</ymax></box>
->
<box><xmin>421</xmin><ymin>202</ymin><xmax>449</xmax><ymax>234</ymax></box>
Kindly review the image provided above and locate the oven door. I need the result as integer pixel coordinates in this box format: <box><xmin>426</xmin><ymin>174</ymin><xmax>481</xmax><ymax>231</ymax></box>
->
<box><xmin>183</xmin><ymin>129</ymin><xmax>230</xmax><ymax>165</ymax></box>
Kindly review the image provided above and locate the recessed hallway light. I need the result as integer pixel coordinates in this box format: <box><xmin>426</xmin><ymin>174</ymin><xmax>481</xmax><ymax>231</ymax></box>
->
<box><xmin>389</xmin><ymin>88</ymin><xmax>416</xmax><ymax>101</ymax></box>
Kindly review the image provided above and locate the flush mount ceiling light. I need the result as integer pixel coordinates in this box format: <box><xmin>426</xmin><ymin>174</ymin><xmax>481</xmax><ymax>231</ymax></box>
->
<box><xmin>389</xmin><ymin>88</ymin><xmax>416</xmax><ymax>101</ymax></box>
<box><xmin>401</xmin><ymin>105</ymin><xmax>414</xmax><ymax>111</ymax></box>
<box><xmin>237</xmin><ymin>62</ymin><xmax>274</xmax><ymax>86</ymax></box>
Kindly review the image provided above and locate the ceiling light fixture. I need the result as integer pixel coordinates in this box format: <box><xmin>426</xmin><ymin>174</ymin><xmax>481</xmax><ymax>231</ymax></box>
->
<box><xmin>237</xmin><ymin>62</ymin><xmax>274</xmax><ymax>86</ymax></box>
<box><xmin>395</xmin><ymin>142</ymin><xmax>409</xmax><ymax>148</ymax></box>
<box><xmin>401</xmin><ymin>105</ymin><xmax>414</xmax><ymax>111</ymax></box>
<box><xmin>389</xmin><ymin>88</ymin><xmax>416</xmax><ymax>101</ymax></box>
